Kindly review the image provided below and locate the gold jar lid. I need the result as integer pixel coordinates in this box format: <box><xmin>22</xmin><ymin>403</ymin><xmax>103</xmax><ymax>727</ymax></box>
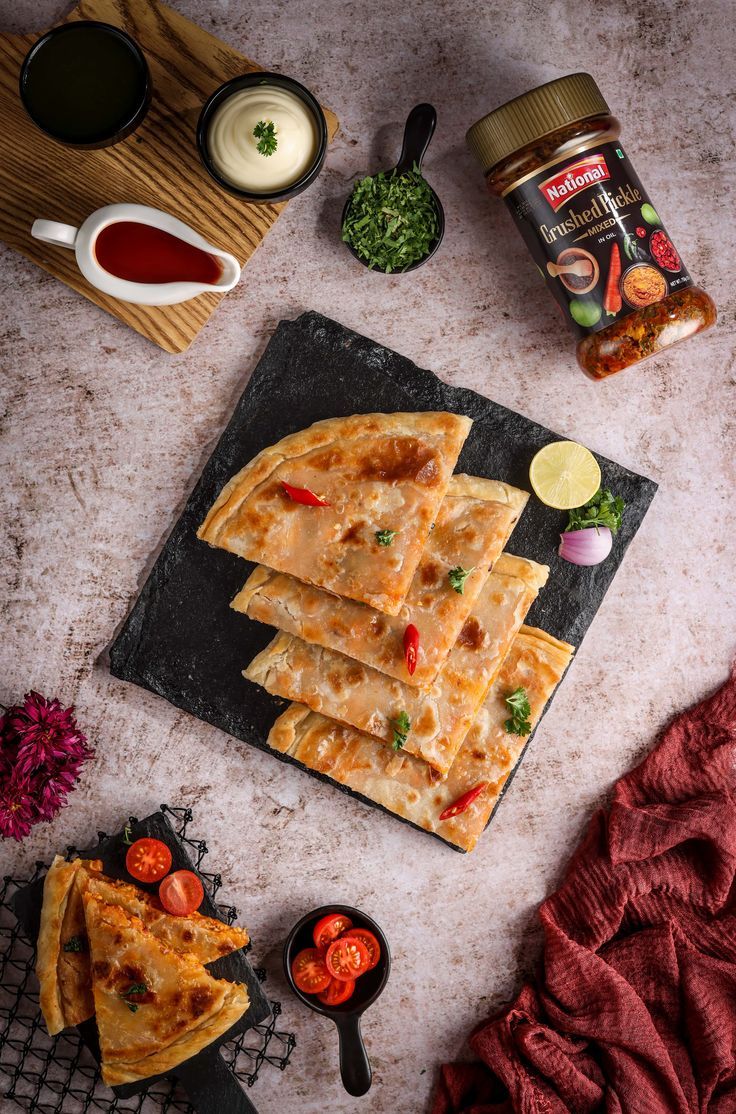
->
<box><xmin>466</xmin><ymin>73</ymin><xmax>610</xmax><ymax>174</ymax></box>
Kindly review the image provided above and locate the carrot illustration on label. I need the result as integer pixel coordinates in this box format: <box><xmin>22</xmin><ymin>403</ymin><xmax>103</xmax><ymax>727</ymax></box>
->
<box><xmin>603</xmin><ymin>242</ymin><xmax>622</xmax><ymax>317</ymax></box>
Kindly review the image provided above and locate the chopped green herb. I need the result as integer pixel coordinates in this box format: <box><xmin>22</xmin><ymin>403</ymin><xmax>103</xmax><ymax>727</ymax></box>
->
<box><xmin>448</xmin><ymin>566</ymin><xmax>474</xmax><ymax>594</ymax></box>
<box><xmin>341</xmin><ymin>166</ymin><xmax>439</xmax><ymax>273</ymax></box>
<box><xmin>122</xmin><ymin>824</ymin><xmax>133</xmax><ymax>845</ymax></box>
<box><xmin>120</xmin><ymin>982</ymin><xmax>148</xmax><ymax>1012</ymax></box>
<box><xmin>375</xmin><ymin>528</ymin><xmax>398</xmax><ymax>547</ymax></box>
<box><xmin>253</xmin><ymin>120</ymin><xmax>277</xmax><ymax>157</ymax></box>
<box><xmin>565</xmin><ymin>488</ymin><xmax>625</xmax><ymax>534</ymax></box>
<box><xmin>63</xmin><ymin>935</ymin><xmax>86</xmax><ymax>953</ymax></box>
<box><xmin>391</xmin><ymin>711</ymin><xmax>411</xmax><ymax>751</ymax></box>
<box><xmin>504</xmin><ymin>687</ymin><xmax>532</xmax><ymax>736</ymax></box>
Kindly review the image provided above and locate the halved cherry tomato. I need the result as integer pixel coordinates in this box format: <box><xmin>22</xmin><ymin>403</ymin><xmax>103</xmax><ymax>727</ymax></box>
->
<box><xmin>292</xmin><ymin>947</ymin><xmax>331</xmax><ymax>994</ymax></box>
<box><xmin>343</xmin><ymin>928</ymin><xmax>381</xmax><ymax>971</ymax></box>
<box><xmin>158</xmin><ymin>870</ymin><xmax>204</xmax><ymax>916</ymax></box>
<box><xmin>439</xmin><ymin>782</ymin><xmax>488</xmax><ymax>821</ymax></box>
<box><xmin>326</xmin><ymin>936</ymin><xmax>370</xmax><ymax>981</ymax></box>
<box><xmin>125</xmin><ymin>838</ymin><xmax>172</xmax><ymax>884</ymax></box>
<box><xmin>317</xmin><ymin>977</ymin><xmax>355</xmax><ymax>1007</ymax></box>
<box><xmin>313</xmin><ymin>912</ymin><xmax>353</xmax><ymax>951</ymax></box>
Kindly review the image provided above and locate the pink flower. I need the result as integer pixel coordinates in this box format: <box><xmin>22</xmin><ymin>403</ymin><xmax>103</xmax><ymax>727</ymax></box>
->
<box><xmin>0</xmin><ymin>692</ymin><xmax>94</xmax><ymax>841</ymax></box>
<box><xmin>0</xmin><ymin>772</ymin><xmax>36</xmax><ymax>841</ymax></box>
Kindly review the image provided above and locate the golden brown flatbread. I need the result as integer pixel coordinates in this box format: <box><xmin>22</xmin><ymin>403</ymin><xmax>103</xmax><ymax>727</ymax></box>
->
<box><xmin>36</xmin><ymin>856</ymin><xmax>103</xmax><ymax>1034</ymax></box>
<box><xmin>84</xmin><ymin>874</ymin><xmax>249</xmax><ymax>962</ymax></box>
<box><xmin>232</xmin><ymin>475</ymin><xmax>528</xmax><ymax>688</ymax></box>
<box><xmin>267</xmin><ymin>626</ymin><xmax>573</xmax><ymax>852</ymax></box>
<box><xmin>36</xmin><ymin>860</ymin><xmax>249</xmax><ymax>1037</ymax></box>
<box><xmin>246</xmin><ymin>554</ymin><xmax>548</xmax><ymax>777</ymax></box>
<box><xmin>198</xmin><ymin>412</ymin><xmax>471</xmax><ymax>615</ymax></box>
<box><xmin>84</xmin><ymin>894</ymin><xmax>249</xmax><ymax>1086</ymax></box>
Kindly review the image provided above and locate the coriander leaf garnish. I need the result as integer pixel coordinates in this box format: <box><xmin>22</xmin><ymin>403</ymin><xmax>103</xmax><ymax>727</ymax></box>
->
<box><xmin>63</xmin><ymin>935</ymin><xmax>86</xmax><ymax>953</ymax></box>
<box><xmin>448</xmin><ymin>566</ymin><xmax>475</xmax><ymax>594</ymax></box>
<box><xmin>375</xmin><ymin>528</ymin><xmax>398</xmax><ymax>547</ymax></box>
<box><xmin>391</xmin><ymin>711</ymin><xmax>411</xmax><ymax>751</ymax></box>
<box><xmin>504</xmin><ymin>687</ymin><xmax>532</xmax><ymax>736</ymax></box>
<box><xmin>122</xmin><ymin>824</ymin><xmax>133</xmax><ymax>845</ymax></box>
<box><xmin>565</xmin><ymin>489</ymin><xmax>625</xmax><ymax>534</ymax></box>
<box><xmin>120</xmin><ymin>982</ymin><xmax>148</xmax><ymax>1012</ymax></box>
<box><xmin>253</xmin><ymin>120</ymin><xmax>277</xmax><ymax>157</ymax></box>
<box><xmin>122</xmin><ymin>982</ymin><xmax>148</xmax><ymax>996</ymax></box>
<box><xmin>341</xmin><ymin>165</ymin><xmax>439</xmax><ymax>273</ymax></box>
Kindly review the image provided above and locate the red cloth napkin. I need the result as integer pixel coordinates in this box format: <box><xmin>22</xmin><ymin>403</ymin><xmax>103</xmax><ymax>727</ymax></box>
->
<box><xmin>433</xmin><ymin>665</ymin><xmax>736</xmax><ymax>1114</ymax></box>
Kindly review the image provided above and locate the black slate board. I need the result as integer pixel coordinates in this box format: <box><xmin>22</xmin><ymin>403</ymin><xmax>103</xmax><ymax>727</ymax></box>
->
<box><xmin>110</xmin><ymin>311</ymin><xmax>657</xmax><ymax>849</ymax></box>
<box><xmin>12</xmin><ymin>810</ymin><xmax>269</xmax><ymax>1112</ymax></box>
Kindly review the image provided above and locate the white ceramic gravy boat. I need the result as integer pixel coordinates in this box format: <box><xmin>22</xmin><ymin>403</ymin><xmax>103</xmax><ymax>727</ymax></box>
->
<box><xmin>31</xmin><ymin>202</ymin><xmax>241</xmax><ymax>306</ymax></box>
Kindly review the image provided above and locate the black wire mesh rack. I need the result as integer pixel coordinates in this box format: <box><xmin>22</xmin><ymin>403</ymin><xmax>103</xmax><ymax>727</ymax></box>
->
<box><xmin>0</xmin><ymin>804</ymin><xmax>297</xmax><ymax>1113</ymax></box>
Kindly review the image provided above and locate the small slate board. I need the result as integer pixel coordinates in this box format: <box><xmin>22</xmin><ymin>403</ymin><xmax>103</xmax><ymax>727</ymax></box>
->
<box><xmin>110</xmin><ymin>312</ymin><xmax>657</xmax><ymax>849</ymax></box>
<box><xmin>12</xmin><ymin>810</ymin><xmax>268</xmax><ymax>1112</ymax></box>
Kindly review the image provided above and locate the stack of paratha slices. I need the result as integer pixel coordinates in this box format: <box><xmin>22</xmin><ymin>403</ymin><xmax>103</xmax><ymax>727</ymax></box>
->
<box><xmin>200</xmin><ymin>412</ymin><xmax>574</xmax><ymax>852</ymax></box>
<box><xmin>36</xmin><ymin>857</ymin><xmax>250</xmax><ymax>1084</ymax></box>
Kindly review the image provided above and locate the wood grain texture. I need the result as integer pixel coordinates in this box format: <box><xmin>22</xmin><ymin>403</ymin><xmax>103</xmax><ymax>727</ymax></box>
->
<box><xmin>0</xmin><ymin>0</ymin><xmax>338</xmax><ymax>353</ymax></box>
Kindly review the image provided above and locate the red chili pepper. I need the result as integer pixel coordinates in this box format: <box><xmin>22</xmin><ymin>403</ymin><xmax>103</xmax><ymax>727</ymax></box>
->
<box><xmin>403</xmin><ymin>623</ymin><xmax>419</xmax><ymax>676</ymax></box>
<box><xmin>439</xmin><ymin>782</ymin><xmax>488</xmax><ymax>822</ymax></box>
<box><xmin>281</xmin><ymin>481</ymin><xmax>330</xmax><ymax>507</ymax></box>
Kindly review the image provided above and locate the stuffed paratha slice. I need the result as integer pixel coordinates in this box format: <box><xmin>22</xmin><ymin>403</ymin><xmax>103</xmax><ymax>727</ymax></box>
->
<box><xmin>84</xmin><ymin>895</ymin><xmax>249</xmax><ymax>1086</ymax></box>
<box><xmin>83</xmin><ymin>874</ymin><xmax>249</xmax><ymax>962</ymax></box>
<box><xmin>232</xmin><ymin>475</ymin><xmax>528</xmax><ymax>688</ymax></box>
<box><xmin>245</xmin><ymin>554</ymin><xmax>548</xmax><ymax>777</ymax></box>
<box><xmin>267</xmin><ymin>626</ymin><xmax>574</xmax><ymax>852</ymax></box>
<box><xmin>36</xmin><ymin>861</ymin><xmax>249</xmax><ymax>1037</ymax></box>
<box><xmin>198</xmin><ymin>411</ymin><xmax>471</xmax><ymax>615</ymax></box>
<box><xmin>36</xmin><ymin>856</ymin><xmax>103</xmax><ymax>1034</ymax></box>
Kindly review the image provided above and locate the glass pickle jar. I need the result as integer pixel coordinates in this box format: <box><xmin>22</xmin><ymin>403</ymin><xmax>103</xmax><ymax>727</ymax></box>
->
<box><xmin>466</xmin><ymin>73</ymin><xmax>716</xmax><ymax>379</ymax></box>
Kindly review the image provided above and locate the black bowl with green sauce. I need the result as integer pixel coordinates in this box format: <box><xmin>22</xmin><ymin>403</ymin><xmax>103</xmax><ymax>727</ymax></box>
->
<box><xmin>19</xmin><ymin>21</ymin><xmax>151</xmax><ymax>149</ymax></box>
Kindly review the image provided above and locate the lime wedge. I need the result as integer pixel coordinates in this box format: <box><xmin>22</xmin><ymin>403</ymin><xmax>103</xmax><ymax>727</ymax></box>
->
<box><xmin>529</xmin><ymin>441</ymin><xmax>601</xmax><ymax>510</ymax></box>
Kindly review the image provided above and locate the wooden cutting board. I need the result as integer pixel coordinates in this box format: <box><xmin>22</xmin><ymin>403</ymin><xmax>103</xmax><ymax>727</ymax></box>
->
<box><xmin>0</xmin><ymin>0</ymin><xmax>338</xmax><ymax>353</ymax></box>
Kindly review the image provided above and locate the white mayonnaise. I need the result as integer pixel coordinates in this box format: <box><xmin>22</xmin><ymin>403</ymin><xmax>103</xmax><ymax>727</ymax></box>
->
<box><xmin>207</xmin><ymin>86</ymin><xmax>319</xmax><ymax>193</ymax></box>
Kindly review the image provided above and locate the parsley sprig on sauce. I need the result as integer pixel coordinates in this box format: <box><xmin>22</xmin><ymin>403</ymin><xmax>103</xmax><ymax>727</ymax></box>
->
<box><xmin>504</xmin><ymin>688</ymin><xmax>532</xmax><ymax>737</ymax></box>
<box><xmin>565</xmin><ymin>489</ymin><xmax>624</xmax><ymax>534</ymax></box>
<box><xmin>391</xmin><ymin>711</ymin><xmax>411</xmax><ymax>751</ymax></box>
<box><xmin>375</xmin><ymin>529</ymin><xmax>398</xmax><ymax>547</ymax></box>
<box><xmin>253</xmin><ymin>120</ymin><xmax>277</xmax><ymax>157</ymax></box>
<box><xmin>342</xmin><ymin>166</ymin><xmax>439</xmax><ymax>273</ymax></box>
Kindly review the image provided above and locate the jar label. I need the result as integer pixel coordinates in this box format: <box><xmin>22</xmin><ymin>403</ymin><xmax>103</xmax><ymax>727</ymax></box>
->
<box><xmin>503</xmin><ymin>141</ymin><xmax>693</xmax><ymax>337</ymax></box>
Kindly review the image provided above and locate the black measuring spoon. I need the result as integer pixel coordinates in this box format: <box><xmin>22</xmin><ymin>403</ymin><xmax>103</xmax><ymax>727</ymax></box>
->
<box><xmin>284</xmin><ymin>905</ymin><xmax>391</xmax><ymax>1096</ymax></box>
<box><xmin>342</xmin><ymin>102</ymin><xmax>444</xmax><ymax>272</ymax></box>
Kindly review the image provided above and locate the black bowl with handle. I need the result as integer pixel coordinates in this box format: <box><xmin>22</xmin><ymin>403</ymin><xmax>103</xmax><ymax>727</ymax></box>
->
<box><xmin>341</xmin><ymin>102</ymin><xmax>444</xmax><ymax>273</ymax></box>
<box><xmin>283</xmin><ymin>904</ymin><xmax>391</xmax><ymax>1096</ymax></box>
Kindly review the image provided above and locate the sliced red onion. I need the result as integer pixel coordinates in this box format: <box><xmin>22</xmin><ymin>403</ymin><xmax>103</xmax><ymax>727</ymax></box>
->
<box><xmin>559</xmin><ymin>526</ymin><xmax>612</xmax><ymax>566</ymax></box>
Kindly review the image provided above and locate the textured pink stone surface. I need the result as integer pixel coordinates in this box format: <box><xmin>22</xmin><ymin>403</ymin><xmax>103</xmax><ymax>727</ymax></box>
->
<box><xmin>1</xmin><ymin>1</ymin><xmax>734</xmax><ymax>1112</ymax></box>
